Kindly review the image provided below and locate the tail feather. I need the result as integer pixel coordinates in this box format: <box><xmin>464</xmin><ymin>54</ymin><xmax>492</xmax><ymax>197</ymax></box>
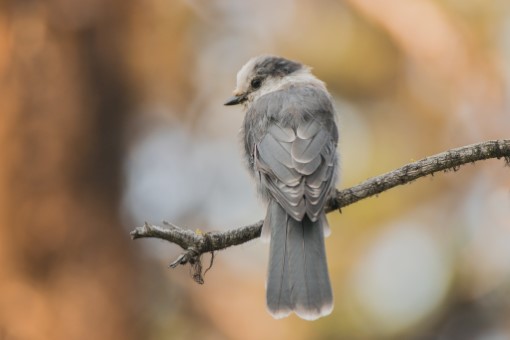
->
<box><xmin>265</xmin><ymin>200</ymin><xmax>333</xmax><ymax>320</ymax></box>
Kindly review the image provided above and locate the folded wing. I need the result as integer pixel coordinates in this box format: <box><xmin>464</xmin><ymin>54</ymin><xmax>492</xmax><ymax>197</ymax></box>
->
<box><xmin>256</xmin><ymin>119</ymin><xmax>336</xmax><ymax>222</ymax></box>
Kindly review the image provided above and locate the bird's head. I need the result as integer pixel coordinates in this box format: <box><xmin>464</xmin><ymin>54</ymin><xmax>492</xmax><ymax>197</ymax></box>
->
<box><xmin>224</xmin><ymin>55</ymin><xmax>311</xmax><ymax>107</ymax></box>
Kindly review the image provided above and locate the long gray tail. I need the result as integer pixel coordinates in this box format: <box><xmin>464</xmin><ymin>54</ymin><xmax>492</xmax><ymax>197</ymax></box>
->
<box><xmin>264</xmin><ymin>200</ymin><xmax>333</xmax><ymax>320</ymax></box>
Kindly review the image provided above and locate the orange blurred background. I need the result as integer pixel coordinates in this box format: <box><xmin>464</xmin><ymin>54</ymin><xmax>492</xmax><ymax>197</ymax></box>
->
<box><xmin>0</xmin><ymin>0</ymin><xmax>509</xmax><ymax>339</ymax></box>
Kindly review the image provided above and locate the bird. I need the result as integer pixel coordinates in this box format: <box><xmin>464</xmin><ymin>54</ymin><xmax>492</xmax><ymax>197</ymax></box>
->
<box><xmin>225</xmin><ymin>55</ymin><xmax>339</xmax><ymax>320</ymax></box>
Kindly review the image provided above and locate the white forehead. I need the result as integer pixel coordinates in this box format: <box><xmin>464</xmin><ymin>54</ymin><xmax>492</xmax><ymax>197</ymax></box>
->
<box><xmin>236</xmin><ymin>56</ymin><xmax>261</xmax><ymax>86</ymax></box>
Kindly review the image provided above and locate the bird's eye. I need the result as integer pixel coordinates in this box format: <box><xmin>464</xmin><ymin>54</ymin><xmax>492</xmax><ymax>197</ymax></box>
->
<box><xmin>251</xmin><ymin>78</ymin><xmax>262</xmax><ymax>89</ymax></box>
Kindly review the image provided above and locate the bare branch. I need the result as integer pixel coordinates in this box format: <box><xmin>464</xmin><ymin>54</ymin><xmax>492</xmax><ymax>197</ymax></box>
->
<box><xmin>328</xmin><ymin>139</ymin><xmax>510</xmax><ymax>211</ymax></box>
<box><xmin>130</xmin><ymin>139</ymin><xmax>510</xmax><ymax>282</ymax></box>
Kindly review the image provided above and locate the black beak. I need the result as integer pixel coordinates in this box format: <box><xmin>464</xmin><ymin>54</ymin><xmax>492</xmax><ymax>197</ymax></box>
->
<box><xmin>224</xmin><ymin>94</ymin><xmax>246</xmax><ymax>106</ymax></box>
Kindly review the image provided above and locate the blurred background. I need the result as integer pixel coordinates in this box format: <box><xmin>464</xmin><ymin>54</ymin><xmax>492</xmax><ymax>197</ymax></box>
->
<box><xmin>0</xmin><ymin>0</ymin><xmax>509</xmax><ymax>339</ymax></box>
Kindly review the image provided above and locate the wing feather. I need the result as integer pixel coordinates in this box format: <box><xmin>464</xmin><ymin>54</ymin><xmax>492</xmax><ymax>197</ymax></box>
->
<box><xmin>269</xmin><ymin>124</ymin><xmax>296</xmax><ymax>143</ymax></box>
<box><xmin>296</xmin><ymin>119</ymin><xmax>321</xmax><ymax>139</ymax></box>
<box><xmin>293</xmin><ymin>155</ymin><xmax>322</xmax><ymax>176</ymax></box>
<box><xmin>291</xmin><ymin>129</ymin><xmax>329</xmax><ymax>163</ymax></box>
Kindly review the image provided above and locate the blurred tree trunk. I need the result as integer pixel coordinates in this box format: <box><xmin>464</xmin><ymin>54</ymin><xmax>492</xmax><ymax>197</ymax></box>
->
<box><xmin>0</xmin><ymin>2</ymin><xmax>143</xmax><ymax>339</ymax></box>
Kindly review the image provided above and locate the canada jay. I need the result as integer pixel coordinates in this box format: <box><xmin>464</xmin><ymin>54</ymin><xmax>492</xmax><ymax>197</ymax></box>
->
<box><xmin>225</xmin><ymin>55</ymin><xmax>338</xmax><ymax>320</ymax></box>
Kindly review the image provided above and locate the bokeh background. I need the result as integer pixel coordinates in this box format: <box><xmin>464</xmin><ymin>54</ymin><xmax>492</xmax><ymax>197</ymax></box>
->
<box><xmin>0</xmin><ymin>0</ymin><xmax>509</xmax><ymax>339</ymax></box>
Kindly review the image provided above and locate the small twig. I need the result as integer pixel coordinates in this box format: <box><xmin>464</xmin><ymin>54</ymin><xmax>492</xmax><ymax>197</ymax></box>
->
<box><xmin>130</xmin><ymin>139</ymin><xmax>510</xmax><ymax>283</ymax></box>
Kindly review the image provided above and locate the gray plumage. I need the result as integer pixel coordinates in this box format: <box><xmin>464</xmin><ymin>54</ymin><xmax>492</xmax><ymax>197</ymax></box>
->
<box><xmin>225</xmin><ymin>55</ymin><xmax>338</xmax><ymax>320</ymax></box>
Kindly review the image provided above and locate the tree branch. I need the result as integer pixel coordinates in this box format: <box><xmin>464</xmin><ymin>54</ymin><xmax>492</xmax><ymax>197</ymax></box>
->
<box><xmin>130</xmin><ymin>139</ymin><xmax>510</xmax><ymax>283</ymax></box>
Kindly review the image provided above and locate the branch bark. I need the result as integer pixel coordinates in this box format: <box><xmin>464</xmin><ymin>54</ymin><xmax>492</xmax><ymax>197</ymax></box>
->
<box><xmin>130</xmin><ymin>139</ymin><xmax>510</xmax><ymax>283</ymax></box>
